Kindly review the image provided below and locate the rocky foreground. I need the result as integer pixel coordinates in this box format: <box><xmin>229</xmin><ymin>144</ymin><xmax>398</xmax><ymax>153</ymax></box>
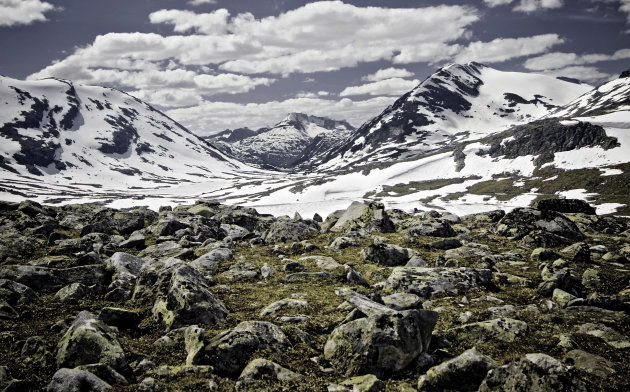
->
<box><xmin>0</xmin><ymin>199</ymin><xmax>629</xmax><ymax>391</ymax></box>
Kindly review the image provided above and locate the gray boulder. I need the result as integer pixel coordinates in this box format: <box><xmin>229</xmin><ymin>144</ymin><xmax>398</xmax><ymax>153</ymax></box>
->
<box><xmin>405</xmin><ymin>221</ymin><xmax>455</xmax><ymax>238</ymax></box>
<box><xmin>330</xmin><ymin>201</ymin><xmax>395</xmax><ymax>233</ymax></box>
<box><xmin>0</xmin><ymin>265</ymin><xmax>106</xmax><ymax>292</ymax></box>
<box><xmin>263</xmin><ymin>218</ymin><xmax>319</xmax><ymax>243</ymax></box>
<box><xmin>56</xmin><ymin>311</ymin><xmax>127</xmax><ymax>371</ymax></box>
<box><xmin>324</xmin><ymin>309</ymin><xmax>438</xmax><ymax>377</ymax></box>
<box><xmin>446</xmin><ymin>318</ymin><xmax>528</xmax><ymax>343</ymax></box>
<box><xmin>203</xmin><ymin>320</ymin><xmax>291</xmax><ymax>377</ymax></box>
<box><xmin>47</xmin><ymin>368</ymin><xmax>111</xmax><ymax>392</ymax></box>
<box><xmin>418</xmin><ymin>349</ymin><xmax>495</xmax><ymax>391</ymax></box>
<box><xmin>361</xmin><ymin>243</ymin><xmax>416</xmax><ymax>266</ymax></box>
<box><xmin>236</xmin><ymin>358</ymin><xmax>302</xmax><ymax>391</ymax></box>
<box><xmin>386</xmin><ymin>267</ymin><xmax>493</xmax><ymax>298</ymax></box>
<box><xmin>496</xmin><ymin>208</ymin><xmax>583</xmax><ymax>247</ymax></box>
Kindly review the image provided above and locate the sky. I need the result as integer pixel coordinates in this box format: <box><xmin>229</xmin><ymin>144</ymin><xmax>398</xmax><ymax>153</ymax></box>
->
<box><xmin>0</xmin><ymin>0</ymin><xmax>629</xmax><ymax>135</ymax></box>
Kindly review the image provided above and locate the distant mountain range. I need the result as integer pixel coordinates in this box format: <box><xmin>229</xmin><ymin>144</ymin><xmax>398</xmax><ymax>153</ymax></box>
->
<box><xmin>0</xmin><ymin>63</ymin><xmax>628</xmax><ymax>217</ymax></box>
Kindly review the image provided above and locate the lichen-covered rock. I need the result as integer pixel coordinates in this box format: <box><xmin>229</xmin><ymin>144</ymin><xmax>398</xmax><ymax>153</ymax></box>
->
<box><xmin>236</xmin><ymin>358</ymin><xmax>302</xmax><ymax>390</ymax></box>
<box><xmin>263</xmin><ymin>218</ymin><xmax>319</xmax><ymax>243</ymax></box>
<box><xmin>386</xmin><ymin>267</ymin><xmax>493</xmax><ymax>298</ymax></box>
<box><xmin>418</xmin><ymin>349</ymin><xmax>495</xmax><ymax>391</ymax></box>
<box><xmin>324</xmin><ymin>309</ymin><xmax>438</xmax><ymax>377</ymax></box>
<box><xmin>48</xmin><ymin>368</ymin><xmax>111</xmax><ymax>392</ymax></box>
<box><xmin>0</xmin><ymin>265</ymin><xmax>106</xmax><ymax>292</ymax></box>
<box><xmin>405</xmin><ymin>221</ymin><xmax>456</xmax><ymax>238</ymax></box>
<box><xmin>0</xmin><ymin>279</ymin><xmax>37</xmax><ymax>309</ymax></box>
<box><xmin>447</xmin><ymin>318</ymin><xmax>528</xmax><ymax>343</ymax></box>
<box><xmin>56</xmin><ymin>311</ymin><xmax>127</xmax><ymax>371</ymax></box>
<box><xmin>330</xmin><ymin>202</ymin><xmax>395</xmax><ymax>233</ymax></box>
<box><xmin>152</xmin><ymin>263</ymin><xmax>228</xmax><ymax>331</ymax></box>
<box><xmin>496</xmin><ymin>207</ymin><xmax>584</xmax><ymax>246</ymax></box>
<box><xmin>478</xmin><ymin>353</ymin><xmax>587</xmax><ymax>392</ymax></box>
<box><xmin>564</xmin><ymin>349</ymin><xmax>616</xmax><ymax>378</ymax></box>
<box><xmin>330</xmin><ymin>374</ymin><xmax>385</xmax><ymax>392</ymax></box>
<box><xmin>203</xmin><ymin>321</ymin><xmax>291</xmax><ymax>377</ymax></box>
<box><xmin>533</xmin><ymin>198</ymin><xmax>596</xmax><ymax>215</ymax></box>
<box><xmin>361</xmin><ymin>242</ymin><xmax>416</xmax><ymax>266</ymax></box>
<box><xmin>260</xmin><ymin>298</ymin><xmax>308</xmax><ymax>317</ymax></box>
<box><xmin>55</xmin><ymin>283</ymin><xmax>89</xmax><ymax>303</ymax></box>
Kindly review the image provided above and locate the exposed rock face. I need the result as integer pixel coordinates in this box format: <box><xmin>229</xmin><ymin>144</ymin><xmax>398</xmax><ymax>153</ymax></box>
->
<box><xmin>324</xmin><ymin>309</ymin><xmax>438</xmax><ymax>377</ymax></box>
<box><xmin>496</xmin><ymin>207</ymin><xmax>584</xmax><ymax>246</ymax></box>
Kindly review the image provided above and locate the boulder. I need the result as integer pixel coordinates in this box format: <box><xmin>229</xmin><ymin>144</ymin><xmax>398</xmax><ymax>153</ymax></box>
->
<box><xmin>361</xmin><ymin>243</ymin><xmax>416</xmax><ymax>266</ymax></box>
<box><xmin>56</xmin><ymin>311</ymin><xmax>127</xmax><ymax>371</ymax></box>
<box><xmin>55</xmin><ymin>283</ymin><xmax>89</xmax><ymax>303</ymax></box>
<box><xmin>299</xmin><ymin>256</ymin><xmax>342</xmax><ymax>271</ymax></box>
<box><xmin>330</xmin><ymin>202</ymin><xmax>395</xmax><ymax>233</ymax></box>
<box><xmin>533</xmin><ymin>198</ymin><xmax>596</xmax><ymax>215</ymax></box>
<box><xmin>0</xmin><ymin>265</ymin><xmax>106</xmax><ymax>292</ymax></box>
<box><xmin>47</xmin><ymin>368</ymin><xmax>111</xmax><ymax>392</ymax></box>
<box><xmin>203</xmin><ymin>321</ymin><xmax>291</xmax><ymax>377</ymax></box>
<box><xmin>496</xmin><ymin>208</ymin><xmax>583</xmax><ymax>246</ymax></box>
<box><xmin>405</xmin><ymin>221</ymin><xmax>455</xmax><ymax>238</ymax></box>
<box><xmin>263</xmin><ymin>218</ymin><xmax>319</xmax><ymax>243</ymax></box>
<box><xmin>324</xmin><ymin>309</ymin><xmax>438</xmax><ymax>377</ymax></box>
<box><xmin>564</xmin><ymin>349</ymin><xmax>615</xmax><ymax>378</ymax></box>
<box><xmin>236</xmin><ymin>358</ymin><xmax>302</xmax><ymax>390</ymax></box>
<box><xmin>329</xmin><ymin>236</ymin><xmax>361</xmax><ymax>250</ymax></box>
<box><xmin>0</xmin><ymin>279</ymin><xmax>37</xmax><ymax>309</ymax></box>
<box><xmin>478</xmin><ymin>353</ymin><xmax>587</xmax><ymax>392</ymax></box>
<box><xmin>418</xmin><ymin>349</ymin><xmax>495</xmax><ymax>391</ymax></box>
<box><xmin>447</xmin><ymin>318</ymin><xmax>528</xmax><ymax>343</ymax></box>
<box><xmin>386</xmin><ymin>267</ymin><xmax>493</xmax><ymax>298</ymax></box>
<box><xmin>260</xmin><ymin>299</ymin><xmax>308</xmax><ymax>317</ymax></box>
<box><xmin>329</xmin><ymin>374</ymin><xmax>385</xmax><ymax>392</ymax></box>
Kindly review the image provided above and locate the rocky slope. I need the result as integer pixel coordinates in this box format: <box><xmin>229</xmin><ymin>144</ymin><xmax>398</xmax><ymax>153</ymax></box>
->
<box><xmin>0</xmin><ymin>198</ymin><xmax>629</xmax><ymax>391</ymax></box>
<box><xmin>209</xmin><ymin>113</ymin><xmax>355</xmax><ymax>170</ymax></box>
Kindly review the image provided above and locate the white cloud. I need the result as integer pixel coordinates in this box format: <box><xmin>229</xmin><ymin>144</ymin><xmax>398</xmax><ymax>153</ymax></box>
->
<box><xmin>340</xmin><ymin>78</ymin><xmax>420</xmax><ymax>97</ymax></box>
<box><xmin>129</xmin><ymin>89</ymin><xmax>204</xmax><ymax>108</ymax></box>
<box><xmin>454</xmin><ymin>34</ymin><xmax>565</xmax><ymax>63</ymax></box>
<box><xmin>149</xmin><ymin>9</ymin><xmax>229</xmax><ymax>35</ymax></box>
<box><xmin>392</xmin><ymin>42</ymin><xmax>462</xmax><ymax>64</ymax></box>
<box><xmin>524</xmin><ymin>49</ymin><xmax>630</xmax><ymax>70</ymax></box>
<box><xmin>0</xmin><ymin>0</ymin><xmax>58</xmax><ymax>26</ymax></box>
<box><xmin>362</xmin><ymin>67</ymin><xmax>414</xmax><ymax>82</ymax></box>
<box><xmin>540</xmin><ymin>66</ymin><xmax>612</xmax><ymax>83</ymax></box>
<box><xmin>514</xmin><ymin>0</ymin><xmax>563</xmax><ymax>13</ymax></box>
<box><xmin>483</xmin><ymin>0</ymin><xmax>514</xmax><ymax>7</ymax></box>
<box><xmin>188</xmin><ymin>0</ymin><xmax>217</xmax><ymax>6</ymax></box>
<box><xmin>167</xmin><ymin>96</ymin><xmax>397</xmax><ymax>135</ymax></box>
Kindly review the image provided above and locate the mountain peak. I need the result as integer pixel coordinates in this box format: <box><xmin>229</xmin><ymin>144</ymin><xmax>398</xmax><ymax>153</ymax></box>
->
<box><xmin>620</xmin><ymin>69</ymin><xmax>630</xmax><ymax>79</ymax></box>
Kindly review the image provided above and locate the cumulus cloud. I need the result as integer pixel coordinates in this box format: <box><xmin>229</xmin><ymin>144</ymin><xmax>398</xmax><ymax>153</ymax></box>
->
<box><xmin>514</xmin><ymin>0</ymin><xmax>563</xmax><ymax>13</ymax></box>
<box><xmin>540</xmin><ymin>66</ymin><xmax>612</xmax><ymax>83</ymax></box>
<box><xmin>149</xmin><ymin>9</ymin><xmax>229</xmax><ymax>35</ymax></box>
<box><xmin>0</xmin><ymin>0</ymin><xmax>58</xmax><ymax>26</ymax></box>
<box><xmin>483</xmin><ymin>0</ymin><xmax>514</xmax><ymax>7</ymax></box>
<box><xmin>524</xmin><ymin>49</ymin><xmax>630</xmax><ymax>70</ymax></box>
<box><xmin>454</xmin><ymin>34</ymin><xmax>565</xmax><ymax>63</ymax></box>
<box><xmin>167</xmin><ymin>96</ymin><xmax>397</xmax><ymax>135</ymax></box>
<box><xmin>340</xmin><ymin>78</ymin><xmax>420</xmax><ymax>97</ymax></box>
<box><xmin>591</xmin><ymin>0</ymin><xmax>630</xmax><ymax>23</ymax></box>
<box><xmin>362</xmin><ymin>67</ymin><xmax>414</xmax><ymax>82</ymax></box>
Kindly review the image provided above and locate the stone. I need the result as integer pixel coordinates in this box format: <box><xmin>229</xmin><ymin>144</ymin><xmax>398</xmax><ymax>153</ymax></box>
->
<box><xmin>330</xmin><ymin>202</ymin><xmax>395</xmax><ymax>233</ymax></box>
<box><xmin>406</xmin><ymin>254</ymin><xmax>428</xmax><ymax>267</ymax></box>
<box><xmin>236</xmin><ymin>358</ymin><xmax>302</xmax><ymax>390</ymax></box>
<box><xmin>299</xmin><ymin>255</ymin><xmax>343</xmax><ymax>271</ymax></box>
<box><xmin>75</xmin><ymin>364</ymin><xmax>128</xmax><ymax>386</ymax></box>
<box><xmin>328</xmin><ymin>236</ymin><xmax>360</xmax><ymax>250</ymax></box>
<box><xmin>137</xmin><ymin>241</ymin><xmax>188</xmax><ymax>261</ymax></box>
<box><xmin>578</xmin><ymin>323</ymin><xmax>630</xmax><ymax>349</ymax></box>
<box><xmin>386</xmin><ymin>267</ymin><xmax>493</xmax><ymax>298</ymax></box>
<box><xmin>447</xmin><ymin>318</ymin><xmax>528</xmax><ymax>343</ymax></box>
<box><xmin>533</xmin><ymin>198</ymin><xmax>596</xmax><ymax>215</ymax></box>
<box><xmin>560</xmin><ymin>242</ymin><xmax>591</xmax><ymax>263</ymax></box>
<box><xmin>331</xmin><ymin>374</ymin><xmax>385</xmax><ymax>392</ymax></box>
<box><xmin>418</xmin><ymin>349</ymin><xmax>495</xmax><ymax>391</ymax></box>
<box><xmin>203</xmin><ymin>321</ymin><xmax>291</xmax><ymax>377</ymax></box>
<box><xmin>0</xmin><ymin>279</ymin><xmax>37</xmax><ymax>309</ymax></box>
<box><xmin>497</xmin><ymin>207</ymin><xmax>584</xmax><ymax>246</ymax></box>
<box><xmin>47</xmin><ymin>368</ymin><xmax>111</xmax><ymax>392</ymax></box>
<box><xmin>345</xmin><ymin>265</ymin><xmax>368</xmax><ymax>286</ymax></box>
<box><xmin>118</xmin><ymin>232</ymin><xmax>145</xmax><ymax>249</ymax></box>
<box><xmin>564</xmin><ymin>349</ymin><xmax>616</xmax><ymax>377</ymax></box>
<box><xmin>55</xmin><ymin>283</ymin><xmax>89</xmax><ymax>303</ymax></box>
<box><xmin>98</xmin><ymin>308</ymin><xmax>141</xmax><ymax>330</ymax></box>
<box><xmin>185</xmin><ymin>325</ymin><xmax>205</xmax><ymax>366</ymax></box>
<box><xmin>261</xmin><ymin>263</ymin><xmax>276</xmax><ymax>278</ymax></box>
<box><xmin>0</xmin><ymin>265</ymin><xmax>106</xmax><ymax>292</ymax></box>
<box><xmin>136</xmin><ymin>377</ymin><xmax>167</xmax><ymax>392</ymax></box>
<box><xmin>478</xmin><ymin>353</ymin><xmax>587</xmax><ymax>392</ymax></box>
<box><xmin>283</xmin><ymin>261</ymin><xmax>305</xmax><ymax>272</ymax></box>
<box><xmin>189</xmin><ymin>248</ymin><xmax>232</xmax><ymax>276</ymax></box>
<box><xmin>324</xmin><ymin>309</ymin><xmax>438</xmax><ymax>377</ymax></box>
<box><xmin>284</xmin><ymin>272</ymin><xmax>336</xmax><ymax>281</ymax></box>
<box><xmin>552</xmin><ymin>288</ymin><xmax>577</xmax><ymax>308</ymax></box>
<box><xmin>530</xmin><ymin>248</ymin><xmax>558</xmax><ymax>262</ymax></box>
<box><xmin>152</xmin><ymin>263</ymin><xmax>228</xmax><ymax>331</ymax></box>
<box><xmin>487</xmin><ymin>305</ymin><xmax>518</xmax><ymax>318</ymax></box>
<box><xmin>21</xmin><ymin>336</ymin><xmax>49</xmax><ymax>367</ymax></box>
<box><xmin>334</xmin><ymin>288</ymin><xmax>396</xmax><ymax>317</ymax></box>
<box><xmin>263</xmin><ymin>218</ymin><xmax>318</xmax><ymax>243</ymax></box>
<box><xmin>221</xmin><ymin>261</ymin><xmax>259</xmax><ymax>281</ymax></box>
<box><xmin>260</xmin><ymin>299</ymin><xmax>308</xmax><ymax>317</ymax></box>
<box><xmin>427</xmin><ymin>238</ymin><xmax>463</xmax><ymax>250</ymax></box>
<box><xmin>405</xmin><ymin>221</ymin><xmax>455</xmax><ymax>238</ymax></box>
<box><xmin>56</xmin><ymin>311</ymin><xmax>127</xmax><ymax>371</ymax></box>
<box><xmin>361</xmin><ymin>243</ymin><xmax>416</xmax><ymax>266</ymax></box>
<box><xmin>382</xmin><ymin>293</ymin><xmax>423</xmax><ymax>311</ymax></box>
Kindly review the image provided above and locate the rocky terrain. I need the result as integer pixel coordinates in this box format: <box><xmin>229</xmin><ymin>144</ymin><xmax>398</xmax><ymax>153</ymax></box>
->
<box><xmin>1</xmin><ymin>198</ymin><xmax>629</xmax><ymax>391</ymax></box>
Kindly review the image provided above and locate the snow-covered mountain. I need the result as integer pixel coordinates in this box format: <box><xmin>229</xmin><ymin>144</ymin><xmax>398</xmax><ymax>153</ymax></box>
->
<box><xmin>209</xmin><ymin>112</ymin><xmax>355</xmax><ymax>170</ymax></box>
<box><xmin>0</xmin><ymin>75</ymin><xmax>259</xmax><ymax>201</ymax></box>
<box><xmin>317</xmin><ymin>62</ymin><xmax>592</xmax><ymax>171</ymax></box>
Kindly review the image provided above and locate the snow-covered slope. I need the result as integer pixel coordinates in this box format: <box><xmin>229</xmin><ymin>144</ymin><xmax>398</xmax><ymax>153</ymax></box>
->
<box><xmin>0</xmin><ymin>76</ymin><xmax>258</xmax><ymax>199</ymax></box>
<box><xmin>210</xmin><ymin>112</ymin><xmax>355</xmax><ymax>170</ymax></box>
<box><xmin>318</xmin><ymin>62</ymin><xmax>592</xmax><ymax>170</ymax></box>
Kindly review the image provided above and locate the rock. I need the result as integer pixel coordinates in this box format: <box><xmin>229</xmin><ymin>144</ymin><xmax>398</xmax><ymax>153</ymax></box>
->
<box><xmin>330</xmin><ymin>374</ymin><xmax>385</xmax><ymax>392</ymax></box>
<box><xmin>56</xmin><ymin>311</ymin><xmax>127</xmax><ymax>371</ymax></box>
<box><xmin>530</xmin><ymin>248</ymin><xmax>558</xmax><ymax>262</ymax></box>
<box><xmin>478</xmin><ymin>353</ymin><xmax>587</xmax><ymax>392</ymax></box>
<box><xmin>324</xmin><ymin>309</ymin><xmax>438</xmax><ymax>377</ymax></box>
<box><xmin>260</xmin><ymin>299</ymin><xmax>308</xmax><ymax>317</ymax></box>
<box><xmin>578</xmin><ymin>323</ymin><xmax>630</xmax><ymax>349</ymax></box>
<box><xmin>329</xmin><ymin>236</ymin><xmax>360</xmax><ymax>250</ymax></box>
<box><xmin>118</xmin><ymin>232</ymin><xmax>145</xmax><ymax>249</ymax></box>
<box><xmin>283</xmin><ymin>261</ymin><xmax>305</xmax><ymax>272</ymax></box>
<box><xmin>0</xmin><ymin>265</ymin><xmax>106</xmax><ymax>292</ymax></box>
<box><xmin>563</xmin><ymin>306</ymin><xmax>630</xmax><ymax>324</ymax></box>
<box><xmin>386</xmin><ymin>267</ymin><xmax>493</xmax><ymax>298</ymax></box>
<box><xmin>263</xmin><ymin>218</ymin><xmax>318</xmax><ymax>243</ymax></box>
<box><xmin>405</xmin><ymin>221</ymin><xmax>455</xmax><ymax>238</ymax></box>
<box><xmin>98</xmin><ymin>308</ymin><xmax>141</xmax><ymax>330</ymax></box>
<box><xmin>427</xmin><ymin>238</ymin><xmax>463</xmax><ymax>250</ymax></box>
<box><xmin>236</xmin><ymin>358</ymin><xmax>302</xmax><ymax>390</ymax></box>
<box><xmin>185</xmin><ymin>325</ymin><xmax>205</xmax><ymax>366</ymax></box>
<box><xmin>487</xmin><ymin>305</ymin><xmax>518</xmax><ymax>318</ymax></box>
<box><xmin>137</xmin><ymin>241</ymin><xmax>188</xmax><ymax>261</ymax></box>
<box><xmin>382</xmin><ymin>293</ymin><xmax>423</xmax><ymax>311</ymax></box>
<box><xmin>345</xmin><ymin>265</ymin><xmax>368</xmax><ymax>286</ymax></box>
<box><xmin>221</xmin><ymin>224</ymin><xmax>251</xmax><ymax>240</ymax></box>
<box><xmin>55</xmin><ymin>283</ymin><xmax>89</xmax><ymax>303</ymax></box>
<box><xmin>334</xmin><ymin>288</ymin><xmax>396</xmax><ymax>317</ymax></box>
<box><xmin>221</xmin><ymin>261</ymin><xmax>260</xmax><ymax>281</ymax></box>
<box><xmin>581</xmin><ymin>268</ymin><xmax>601</xmax><ymax>291</ymax></box>
<box><xmin>75</xmin><ymin>364</ymin><xmax>128</xmax><ymax>386</ymax></box>
<box><xmin>136</xmin><ymin>377</ymin><xmax>167</xmax><ymax>392</ymax></box>
<box><xmin>406</xmin><ymin>254</ymin><xmax>428</xmax><ymax>267</ymax></box>
<box><xmin>203</xmin><ymin>321</ymin><xmax>291</xmax><ymax>377</ymax></box>
<box><xmin>152</xmin><ymin>219</ymin><xmax>190</xmax><ymax>237</ymax></box>
<box><xmin>361</xmin><ymin>243</ymin><xmax>416</xmax><ymax>266</ymax></box>
<box><xmin>190</xmin><ymin>248</ymin><xmax>232</xmax><ymax>276</ymax></box>
<box><xmin>0</xmin><ymin>279</ymin><xmax>37</xmax><ymax>309</ymax></box>
<box><xmin>497</xmin><ymin>208</ymin><xmax>584</xmax><ymax>246</ymax></box>
<box><xmin>152</xmin><ymin>263</ymin><xmax>228</xmax><ymax>331</ymax></box>
<box><xmin>418</xmin><ymin>349</ymin><xmax>495</xmax><ymax>391</ymax></box>
<box><xmin>564</xmin><ymin>349</ymin><xmax>615</xmax><ymax>377</ymax></box>
<box><xmin>284</xmin><ymin>272</ymin><xmax>336</xmax><ymax>281</ymax></box>
<box><xmin>330</xmin><ymin>202</ymin><xmax>395</xmax><ymax>233</ymax></box>
<box><xmin>299</xmin><ymin>255</ymin><xmax>343</xmax><ymax>271</ymax></box>
<box><xmin>533</xmin><ymin>198</ymin><xmax>596</xmax><ymax>215</ymax></box>
<box><xmin>552</xmin><ymin>288</ymin><xmax>577</xmax><ymax>308</ymax></box>
<box><xmin>21</xmin><ymin>336</ymin><xmax>49</xmax><ymax>367</ymax></box>
<box><xmin>261</xmin><ymin>263</ymin><xmax>276</xmax><ymax>278</ymax></box>
<box><xmin>47</xmin><ymin>368</ymin><xmax>111</xmax><ymax>392</ymax></box>
<box><xmin>447</xmin><ymin>318</ymin><xmax>528</xmax><ymax>343</ymax></box>
<box><xmin>560</xmin><ymin>242</ymin><xmax>591</xmax><ymax>263</ymax></box>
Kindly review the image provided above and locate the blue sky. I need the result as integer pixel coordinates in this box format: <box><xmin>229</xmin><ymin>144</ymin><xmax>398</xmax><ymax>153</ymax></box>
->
<box><xmin>0</xmin><ymin>0</ymin><xmax>628</xmax><ymax>134</ymax></box>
